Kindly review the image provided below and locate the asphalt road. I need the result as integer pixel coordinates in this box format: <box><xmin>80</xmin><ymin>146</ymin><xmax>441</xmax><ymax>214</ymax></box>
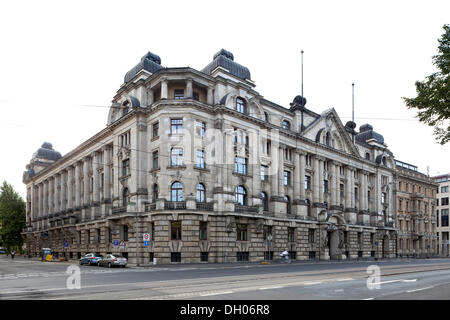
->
<box><xmin>1</xmin><ymin>255</ymin><xmax>450</xmax><ymax>300</ymax></box>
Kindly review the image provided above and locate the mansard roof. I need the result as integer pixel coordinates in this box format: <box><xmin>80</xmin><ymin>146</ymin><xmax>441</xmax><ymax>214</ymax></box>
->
<box><xmin>202</xmin><ymin>49</ymin><xmax>251</xmax><ymax>81</ymax></box>
<box><xmin>124</xmin><ymin>51</ymin><xmax>165</xmax><ymax>83</ymax></box>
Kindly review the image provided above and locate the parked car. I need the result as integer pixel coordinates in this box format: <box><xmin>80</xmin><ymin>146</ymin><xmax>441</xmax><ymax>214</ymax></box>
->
<box><xmin>0</xmin><ymin>250</ymin><xmax>5</xmax><ymax>254</ymax></box>
<box><xmin>98</xmin><ymin>253</ymin><xmax>127</xmax><ymax>268</ymax></box>
<box><xmin>79</xmin><ymin>253</ymin><xmax>103</xmax><ymax>266</ymax></box>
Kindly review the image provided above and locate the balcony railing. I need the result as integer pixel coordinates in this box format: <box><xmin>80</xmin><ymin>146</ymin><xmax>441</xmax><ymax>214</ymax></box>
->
<box><xmin>196</xmin><ymin>202</ymin><xmax>214</xmax><ymax>211</ymax></box>
<box><xmin>164</xmin><ymin>201</ymin><xmax>186</xmax><ymax>210</ymax></box>
<box><xmin>112</xmin><ymin>206</ymin><xmax>127</xmax><ymax>214</ymax></box>
<box><xmin>235</xmin><ymin>204</ymin><xmax>259</xmax><ymax>213</ymax></box>
<box><xmin>145</xmin><ymin>203</ymin><xmax>157</xmax><ymax>212</ymax></box>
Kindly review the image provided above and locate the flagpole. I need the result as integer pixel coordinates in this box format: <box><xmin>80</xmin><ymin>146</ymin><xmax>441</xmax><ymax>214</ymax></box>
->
<box><xmin>352</xmin><ymin>82</ymin><xmax>355</xmax><ymax>143</ymax></box>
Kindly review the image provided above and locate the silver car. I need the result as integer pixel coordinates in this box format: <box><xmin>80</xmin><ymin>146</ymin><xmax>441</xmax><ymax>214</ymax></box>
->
<box><xmin>98</xmin><ymin>253</ymin><xmax>127</xmax><ymax>268</ymax></box>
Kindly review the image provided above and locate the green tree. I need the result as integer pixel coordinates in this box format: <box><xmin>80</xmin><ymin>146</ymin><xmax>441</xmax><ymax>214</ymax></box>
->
<box><xmin>403</xmin><ymin>24</ymin><xmax>450</xmax><ymax>145</ymax></box>
<box><xmin>0</xmin><ymin>181</ymin><xmax>26</xmax><ymax>251</ymax></box>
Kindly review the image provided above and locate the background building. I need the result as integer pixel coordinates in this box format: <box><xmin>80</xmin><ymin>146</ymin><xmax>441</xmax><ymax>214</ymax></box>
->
<box><xmin>395</xmin><ymin>160</ymin><xmax>438</xmax><ymax>257</ymax></box>
<box><xmin>435</xmin><ymin>173</ymin><xmax>450</xmax><ymax>256</ymax></box>
<box><xmin>22</xmin><ymin>49</ymin><xmax>398</xmax><ymax>265</ymax></box>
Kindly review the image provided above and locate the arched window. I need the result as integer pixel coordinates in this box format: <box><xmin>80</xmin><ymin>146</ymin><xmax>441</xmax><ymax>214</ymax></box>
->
<box><xmin>122</xmin><ymin>101</ymin><xmax>129</xmax><ymax>117</ymax></box>
<box><xmin>171</xmin><ymin>182</ymin><xmax>183</xmax><ymax>202</ymax></box>
<box><xmin>382</xmin><ymin>156</ymin><xmax>387</xmax><ymax>166</ymax></box>
<box><xmin>264</xmin><ymin>111</ymin><xmax>269</xmax><ymax>122</ymax></box>
<box><xmin>235</xmin><ymin>185</ymin><xmax>247</xmax><ymax>206</ymax></box>
<box><xmin>285</xmin><ymin>195</ymin><xmax>291</xmax><ymax>214</ymax></box>
<box><xmin>122</xmin><ymin>188</ymin><xmax>129</xmax><ymax>207</ymax></box>
<box><xmin>282</xmin><ymin>120</ymin><xmax>290</xmax><ymax>130</ymax></box>
<box><xmin>325</xmin><ymin>132</ymin><xmax>331</xmax><ymax>146</ymax></box>
<box><xmin>152</xmin><ymin>184</ymin><xmax>158</xmax><ymax>202</ymax></box>
<box><xmin>196</xmin><ymin>183</ymin><xmax>206</xmax><ymax>203</ymax></box>
<box><xmin>365</xmin><ymin>152</ymin><xmax>370</xmax><ymax>160</ymax></box>
<box><xmin>261</xmin><ymin>192</ymin><xmax>269</xmax><ymax>211</ymax></box>
<box><xmin>236</xmin><ymin>97</ymin><xmax>246</xmax><ymax>114</ymax></box>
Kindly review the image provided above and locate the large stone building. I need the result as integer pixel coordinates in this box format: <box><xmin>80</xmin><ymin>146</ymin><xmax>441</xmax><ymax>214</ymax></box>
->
<box><xmin>434</xmin><ymin>173</ymin><xmax>450</xmax><ymax>255</ymax></box>
<box><xmin>22</xmin><ymin>49</ymin><xmax>398</xmax><ymax>265</ymax></box>
<box><xmin>395</xmin><ymin>160</ymin><xmax>438</xmax><ymax>257</ymax></box>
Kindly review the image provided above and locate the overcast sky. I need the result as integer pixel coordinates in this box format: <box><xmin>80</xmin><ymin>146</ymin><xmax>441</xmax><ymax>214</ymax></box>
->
<box><xmin>1</xmin><ymin>0</ymin><xmax>449</xmax><ymax>199</ymax></box>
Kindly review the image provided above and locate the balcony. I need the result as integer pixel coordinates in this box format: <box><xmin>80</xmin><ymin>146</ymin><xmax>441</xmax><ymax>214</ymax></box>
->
<box><xmin>235</xmin><ymin>204</ymin><xmax>259</xmax><ymax>214</ymax></box>
<box><xmin>112</xmin><ymin>206</ymin><xmax>127</xmax><ymax>214</ymax></box>
<box><xmin>196</xmin><ymin>202</ymin><xmax>214</xmax><ymax>211</ymax></box>
<box><xmin>164</xmin><ymin>201</ymin><xmax>186</xmax><ymax>210</ymax></box>
<box><xmin>145</xmin><ymin>203</ymin><xmax>157</xmax><ymax>212</ymax></box>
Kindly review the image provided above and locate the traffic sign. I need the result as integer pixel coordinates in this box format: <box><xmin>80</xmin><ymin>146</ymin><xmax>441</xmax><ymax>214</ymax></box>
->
<box><xmin>143</xmin><ymin>233</ymin><xmax>150</xmax><ymax>241</ymax></box>
<box><xmin>119</xmin><ymin>240</ymin><xmax>126</xmax><ymax>248</ymax></box>
<box><xmin>113</xmin><ymin>240</ymin><xmax>119</xmax><ymax>247</ymax></box>
<box><xmin>144</xmin><ymin>241</ymin><xmax>149</xmax><ymax>247</ymax></box>
<box><xmin>63</xmin><ymin>240</ymin><xmax>69</xmax><ymax>248</ymax></box>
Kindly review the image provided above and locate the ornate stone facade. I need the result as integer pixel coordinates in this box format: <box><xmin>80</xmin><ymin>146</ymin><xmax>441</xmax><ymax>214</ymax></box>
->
<box><xmin>395</xmin><ymin>160</ymin><xmax>438</xmax><ymax>257</ymax></box>
<box><xmin>22</xmin><ymin>49</ymin><xmax>398</xmax><ymax>265</ymax></box>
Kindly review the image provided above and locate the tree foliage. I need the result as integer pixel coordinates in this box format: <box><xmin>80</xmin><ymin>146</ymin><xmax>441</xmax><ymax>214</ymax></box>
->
<box><xmin>0</xmin><ymin>181</ymin><xmax>26</xmax><ymax>250</ymax></box>
<box><xmin>403</xmin><ymin>24</ymin><xmax>450</xmax><ymax>145</ymax></box>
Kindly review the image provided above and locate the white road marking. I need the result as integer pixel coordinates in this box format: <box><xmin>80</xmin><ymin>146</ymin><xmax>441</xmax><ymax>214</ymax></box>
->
<box><xmin>406</xmin><ymin>286</ymin><xmax>433</xmax><ymax>293</ymax></box>
<box><xmin>200</xmin><ymin>291</ymin><xmax>233</xmax><ymax>297</ymax></box>
<box><xmin>303</xmin><ymin>281</ymin><xmax>323</xmax><ymax>285</ymax></box>
<box><xmin>362</xmin><ymin>298</ymin><xmax>374</xmax><ymax>300</ymax></box>
<box><xmin>259</xmin><ymin>286</ymin><xmax>284</xmax><ymax>290</ymax></box>
<box><xmin>334</xmin><ymin>289</ymin><xmax>344</xmax><ymax>292</ymax></box>
<box><xmin>337</xmin><ymin>278</ymin><xmax>354</xmax><ymax>282</ymax></box>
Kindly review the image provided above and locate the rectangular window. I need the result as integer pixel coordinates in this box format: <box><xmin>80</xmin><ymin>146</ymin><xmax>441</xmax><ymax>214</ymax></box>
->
<box><xmin>119</xmin><ymin>131</ymin><xmax>131</xmax><ymax>147</ymax></box>
<box><xmin>152</xmin><ymin>151</ymin><xmax>159</xmax><ymax>169</ymax></box>
<box><xmin>288</xmin><ymin>228</ymin><xmax>295</xmax><ymax>242</ymax></box>
<box><xmin>171</xmin><ymin>119</ymin><xmax>183</xmax><ymax>134</ymax></box>
<box><xmin>193</xmin><ymin>91</ymin><xmax>199</xmax><ymax>101</ymax></box>
<box><xmin>196</xmin><ymin>150</ymin><xmax>205</xmax><ymax>168</ymax></box>
<box><xmin>171</xmin><ymin>148</ymin><xmax>183</xmax><ymax>166</ymax></box>
<box><xmin>442</xmin><ymin>186</ymin><xmax>449</xmax><ymax>193</ymax></box>
<box><xmin>122</xmin><ymin>159</ymin><xmax>130</xmax><ymax>177</ymax></box>
<box><xmin>174</xmin><ymin>89</ymin><xmax>184</xmax><ymax>100</ymax></box>
<box><xmin>323</xmin><ymin>180</ymin><xmax>329</xmax><ymax>194</ymax></box>
<box><xmin>442</xmin><ymin>198</ymin><xmax>449</xmax><ymax>206</ymax></box>
<box><xmin>199</xmin><ymin>222</ymin><xmax>207</xmax><ymax>240</ymax></box>
<box><xmin>261</xmin><ymin>165</ymin><xmax>268</xmax><ymax>181</ymax></box>
<box><xmin>235</xmin><ymin>156</ymin><xmax>247</xmax><ymax>175</ymax></box>
<box><xmin>308</xmin><ymin>229</ymin><xmax>315</xmax><ymax>243</ymax></box>
<box><xmin>340</xmin><ymin>183</ymin><xmax>344</xmax><ymax>199</ymax></box>
<box><xmin>195</xmin><ymin>120</ymin><xmax>206</xmax><ymax>137</ymax></box>
<box><xmin>283</xmin><ymin>171</ymin><xmax>291</xmax><ymax>186</ymax></box>
<box><xmin>152</xmin><ymin>122</ymin><xmax>159</xmax><ymax>138</ymax></box>
<box><xmin>123</xmin><ymin>225</ymin><xmax>128</xmax><ymax>241</ymax></box>
<box><xmin>237</xmin><ymin>224</ymin><xmax>248</xmax><ymax>241</ymax></box>
<box><xmin>171</xmin><ymin>221</ymin><xmax>182</xmax><ymax>240</ymax></box>
<box><xmin>305</xmin><ymin>175</ymin><xmax>311</xmax><ymax>190</ymax></box>
<box><xmin>442</xmin><ymin>209</ymin><xmax>449</xmax><ymax>227</ymax></box>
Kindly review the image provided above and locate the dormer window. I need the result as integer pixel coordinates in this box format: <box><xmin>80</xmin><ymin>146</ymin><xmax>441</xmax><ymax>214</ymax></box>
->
<box><xmin>325</xmin><ymin>132</ymin><xmax>331</xmax><ymax>146</ymax></box>
<box><xmin>236</xmin><ymin>97</ymin><xmax>246</xmax><ymax>114</ymax></box>
<box><xmin>122</xmin><ymin>101</ymin><xmax>129</xmax><ymax>116</ymax></box>
<box><xmin>365</xmin><ymin>152</ymin><xmax>370</xmax><ymax>160</ymax></box>
<box><xmin>264</xmin><ymin>112</ymin><xmax>269</xmax><ymax>122</ymax></box>
<box><xmin>282</xmin><ymin>120</ymin><xmax>290</xmax><ymax>130</ymax></box>
<box><xmin>382</xmin><ymin>156</ymin><xmax>387</xmax><ymax>166</ymax></box>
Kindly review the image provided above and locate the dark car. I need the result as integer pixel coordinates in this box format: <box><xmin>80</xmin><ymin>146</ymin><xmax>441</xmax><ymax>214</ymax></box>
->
<box><xmin>79</xmin><ymin>253</ymin><xmax>103</xmax><ymax>266</ymax></box>
<box><xmin>98</xmin><ymin>253</ymin><xmax>127</xmax><ymax>268</ymax></box>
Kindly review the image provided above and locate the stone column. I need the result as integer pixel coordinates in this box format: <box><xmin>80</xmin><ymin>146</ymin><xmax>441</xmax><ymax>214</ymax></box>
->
<box><xmin>278</xmin><ymin>147</ymin><xmax>284</xmax><ymax>197</ymax></box>
<box><xmin>359</xmin><ymin>170</ymin><xmax>364</xmax><ymax>211</ymax></box>
<box><xmin>60</xmin><ymin>171</ymin><xmax>66</xmax><ymax>213</ymax></box>
<box><xmin>345</xmin><ymin>166</ymin><xmax>352</xmax><ymax>209</ymax></box>
<box><xmin>318</xmin><ymin>158</ymin><xmax>324</xmax><ymax>204</ymax></box>
<box><xmin>293</xmin><ymin>151</ymin><xmax>300</xmax><ymax>198</ymax></box>
<box><xmin>54</xmin><ymin>174</ymin><xmax>60</xmax><ymax>214</ymax></box>
<box><xmin>299</xmin><ymin>153</ymin><xmax>306</xmax><ymax>201</ymax></box>
<box><xmin>161</xmin><ymin>79</ymin><xmax>168</xmax><ymax>99</ymax></box>
<box><xmin>43</xmin><ymin>180</ymin><xmax>48</xmax><ymax>217</ymax></box>
<box><xmin>335</xmin><ymin>163</ymin><xmax>341</xmax><ymax>207</ymax></box>
<box><xmin>330</xmin><ymin>162</ymin><xmax>336</xmax><ymax>207</ymax></box>
<box><xmin>38</xmin><ymin>183</ymin><xmax>43</xmax><ymax>218</ymax></box>
<box><xmin>103</xmin><ymin>146</ymin><xmax>112</xmax><ymax>217</ymax></box>
<box><xmin>83</xmin><ymin>157</ymin><xmax>90</xmax><ymax>207</ymax></box>
<box><xmin>270</xmin><ymin>141</ymin><xmax>279</xmax><ymax>197</ymax></box>
<box><xmin>313</xmin><ymin>156</ymin><xmax>320</xmax><ymax>204</ymax></box>
<box><xmin>75</xmin><ymin>162</ymin><xmax>81</xmax><ymax>210</ymax></box>
<box><xmin>147</xmin><ymin>88</ymin><xmax>154</xmax><ymax>105</ymax></box>
<box><xmin>207</xmin><ymin>87</ymin><xmax>214</xmax><ymax>105</ymax></box>
<box><xmin>350</xmin><ymin>168</ymin><xmax>355</xmax><ymax>209</ymax></box>
<box><xmin>92</xmin><ymin>151</ymin><xmax>100</xmax><ymax>219</ymax></box>
<box><xmin>186</xmin><ymin>78</ymin><xmax>193</xmax><ymax>99</ymax></box>
<box><xmin>67</xmin><ymin>167</ymin><xmax>73</xmax><ymax>211</ymax></box>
